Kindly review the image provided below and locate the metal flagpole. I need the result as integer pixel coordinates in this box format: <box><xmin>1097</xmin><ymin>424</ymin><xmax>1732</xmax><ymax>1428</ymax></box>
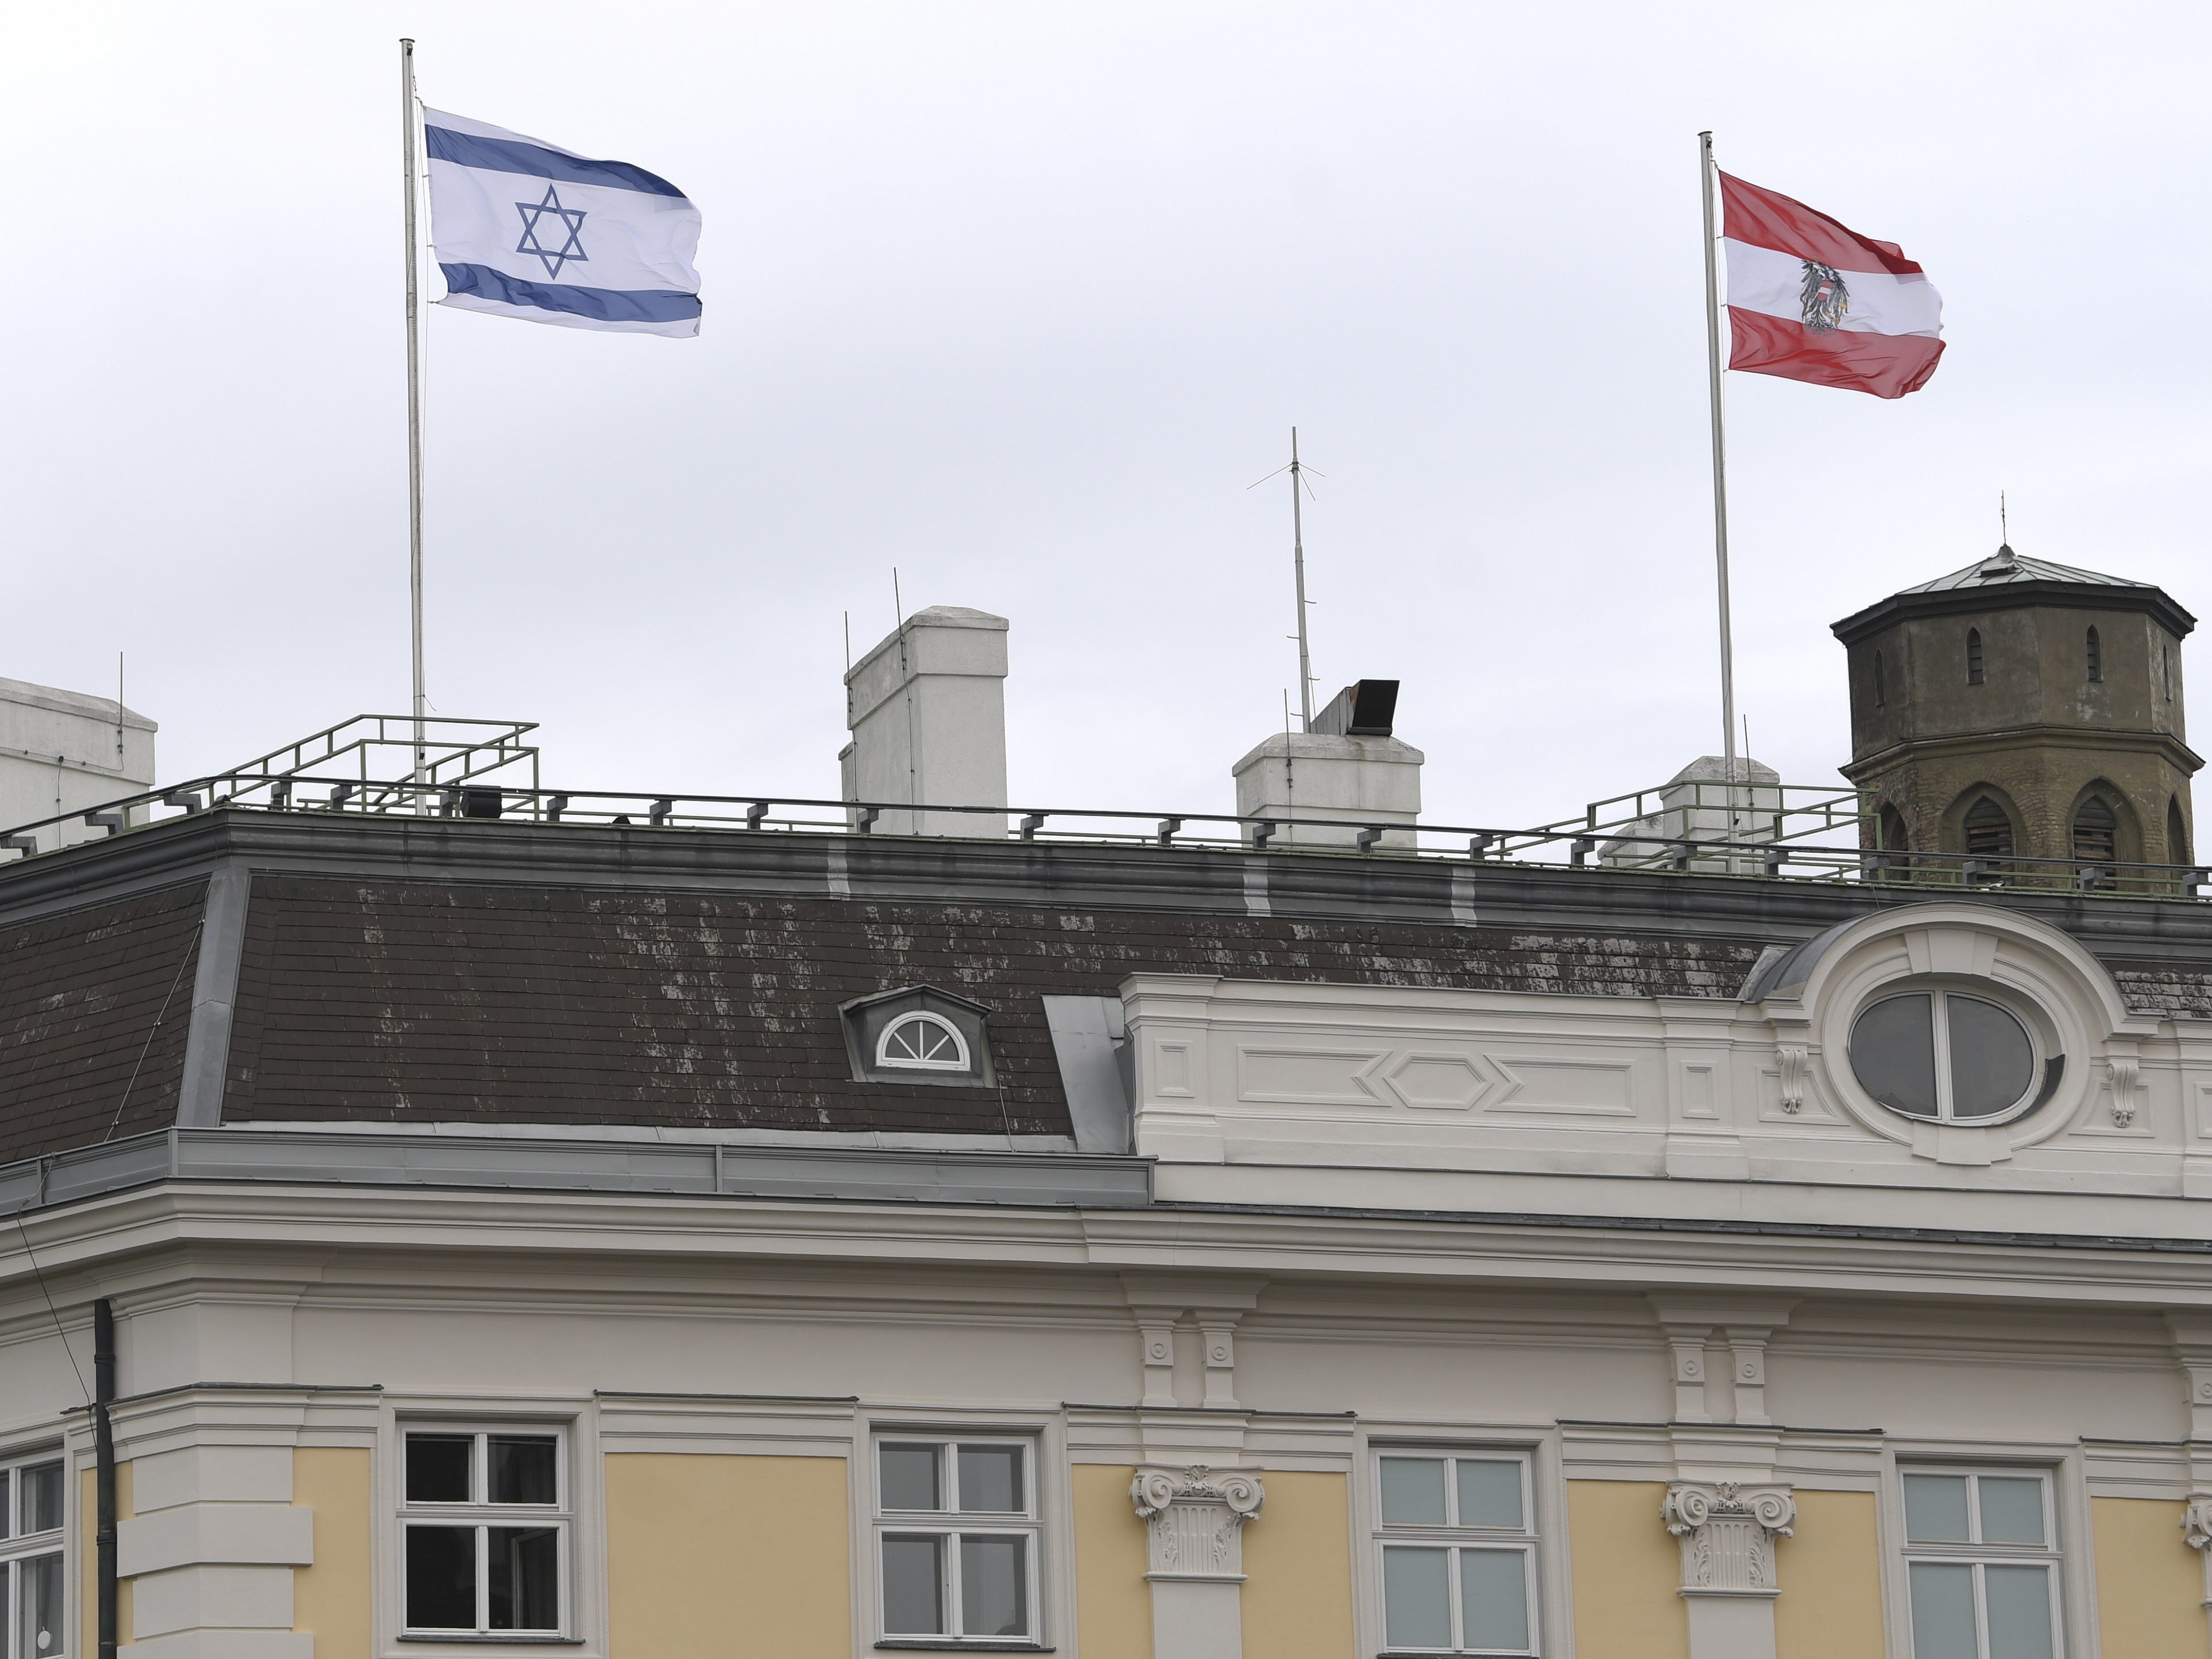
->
<box><xmin>1698</xmin><ymin>132</ymin><xmax>1741</xmax><ymax>813</ymax></box>
<box><xmin>1289</xmin><ymin>428</ymin><xmax>1314</xmax><ymax>731</ymax></box>
<box><xmin>401</xmin><ymin>38</ymin><xmax>427</xmax><ymax>794</ymax></box>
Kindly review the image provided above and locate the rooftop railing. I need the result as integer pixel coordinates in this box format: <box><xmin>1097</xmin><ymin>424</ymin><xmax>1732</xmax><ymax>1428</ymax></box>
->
<box><xmin>2</xmin><ymin>716</ymin><xmax>2205</xmax><ymax>900</ymax></box>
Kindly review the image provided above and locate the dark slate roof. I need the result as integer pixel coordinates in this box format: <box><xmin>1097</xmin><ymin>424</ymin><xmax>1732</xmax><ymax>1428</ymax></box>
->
<box><xmin>0</xmin><ymin>880</ymin><xmax>204</xmax><ymax>1161</ymax></box>
<box><xmin>5</xmin><ymin>809</ymin><xmax>2212</xmax><ymax>1166</ymax></box>
<box><xmin>216</xmin><ymin>873</ymin><xmax>1766</xmax><ymax>1139</ymax></box>
<box><xmin>1832</xmin><ymin>546</ymin><xmax>2196</xmax><ymax>644</ymax></box>
<box><xmin>1899</xmin><ymin>548</ymin><xmax>2155</xmax><ymax>594</ymax></box>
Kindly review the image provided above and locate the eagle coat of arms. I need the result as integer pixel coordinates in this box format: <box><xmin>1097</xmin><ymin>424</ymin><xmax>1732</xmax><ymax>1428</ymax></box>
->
<box><xmin>1799</xmin><ymin>261</ymin><xmax>1850</xmax><ymax>333</ymax></box>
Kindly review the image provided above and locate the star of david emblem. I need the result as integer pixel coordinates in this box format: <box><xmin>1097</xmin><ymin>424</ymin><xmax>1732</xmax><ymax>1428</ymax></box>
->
<box><xmin>515</xmin><ymin>185</ymin><xmax>588</xmax><ymax>280</ymax></box>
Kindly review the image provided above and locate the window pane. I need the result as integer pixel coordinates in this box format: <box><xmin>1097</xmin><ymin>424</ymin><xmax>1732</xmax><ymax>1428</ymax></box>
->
<box><xmin>880</xmin><ymin>1445</ymin><xmax>942</xmax><ymax>1512</ymax></box>
<box><xmin>1904</xmin><ymin>1474</ymin><xmax>1972</xmax><ymax>1542</ymax></box>
<box><xmin>406</xmin><ymin>1434</ymin><xmax>474</xmax><ymax>1504</ymax></box>
<box><xmin>1383</xmin><ymin>1546</ymin><xmax>1453</xmax><ymax>1649</ymax></box>
<box><xmin>0</xmin><ymin>1468</ymin><xmax>10</xmax><ymax>1540</ymax></box>
<box><xmin>1907</xmin><ymin>1562</ymin><xmax>1978</xmax><ymax>1659</ymax></box>
<box><xmin>1978</xmin><ymin>1477</ymin><xmax>2046</xmax><ymax>1546</ymax></box>
<box><xmin>1984</xmin><ymin>1564</ymin><xmax>2056</xmax><ymax>1659</ymax></box>
<box><xmin>487</xmin><ymin>1436</ymin><xmax>558</xmax><ymax>1506</ymax></box>
<box><xmin>1851</xmin><ymin>994</ymin><xmax>1939</xmax><ymax>1118</ymax></box>
<box><xmin>1459</xmin><ymin>1548</ymin><xmax>1531</xmax><ymax>1652</ymax></box>
<box><xmin>488</xmin><ymin>1526</ymin><xmax>562</xmax><ymax>1631</ymax></box>
<box><xmin>405</xmin><ymin>1526</ymin><xmax>479</xmax><ymax>1630</ymax></box>
<box><xmin>957</xmin><ymin>1445</ymin><xmax>1023</xmax><ymax>1514</ymax></box>
<box><xmin>1380</xmin><ymin>1458</ymin><xmax>1449</xmax><ymax>1526</ymax></box>
<box><xmin>1456</xmin><ymin>1460</ymin><xmax>1525</xmax><ymax>1530</ymax></box>
<box><xmin>881</xmin><ymin>1534</ymin><xmax>946</xmax><ymax>1634</ymax></box>
<box><xmin>22</xmin><ymin>1464</ymin><xmax>61</xmax><ymax>1535</ymax></box>
<box><xmin>20</xmin><ymin>1551</ymin><xmax>61</xmax><ymax>1657</ymax></box>
<box><xmin>959</xmin><ymin>1534</ymin><xmax>1029</xmax><ymax>1638</ymax></box>
<box><xmin>1947</xmin><ymin>997</ymin><xmax>2035</xmax><ymax>1119</ymax></box>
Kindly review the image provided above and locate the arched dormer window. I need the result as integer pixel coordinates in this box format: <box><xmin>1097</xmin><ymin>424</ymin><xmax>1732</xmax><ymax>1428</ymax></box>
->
<box><xmin>1872</xmin><ymin>649</ymin><xmax>1885</xmax><ymax>710</ymax></box>
<box><xmin>1966</xmin><ymin>629</ymin><xmax>1985</xmax><ymax>686</ymax></box>
<box><xmin>876</xmin><ymin>1010</ymin><xmax>970</xmax><ymax>1071</ymax></box>
<box><xmin>840</xmin><ymin>984</ymin><xmax>993</xmax><ymax>1086</ymax></box>
<box><xmin>2071</xmin><ymin>795</ymin><xmax>2117</xmax><ymax>865</ymax></box>
<box><xmin>1963</xmin><ymin>796</ymin><xmax>2012</xmax><ymax>857</ymax></box>
<box><xmin>2086</xmin><ymin>626</ymin><xmax>2102</xmax><ymax>683</ymax></box>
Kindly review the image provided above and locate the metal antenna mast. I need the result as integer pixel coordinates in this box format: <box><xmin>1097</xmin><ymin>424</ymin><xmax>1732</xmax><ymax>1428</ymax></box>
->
<box><xmin>1289</xmin><ymin>428</ymin><xmax>1314</xmax><ymax>730</ymax></box>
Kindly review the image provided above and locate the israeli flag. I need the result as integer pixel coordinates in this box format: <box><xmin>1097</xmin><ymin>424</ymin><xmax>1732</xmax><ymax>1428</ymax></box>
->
<box><xmin>424</xmin><ymin>109</ymin><xmax>701</xmax><ymax>338</ymax></box>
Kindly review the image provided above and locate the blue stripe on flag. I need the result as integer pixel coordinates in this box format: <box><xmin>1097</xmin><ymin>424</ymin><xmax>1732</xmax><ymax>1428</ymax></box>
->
<box><xmin>440</xmin><ymin>264</ymin><xmax>701</xmax><ymax>324</ymax></box>
<box><xmin>424</xmin><ymin>126</ymin><xmax>688</xmax><ymax>199</ymax></box>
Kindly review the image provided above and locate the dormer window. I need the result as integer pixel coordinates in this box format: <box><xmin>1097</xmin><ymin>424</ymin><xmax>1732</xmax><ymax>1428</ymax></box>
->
<box><xmin>1966</xmin><ymin>628</ymin><xmax>1985</xmax><ymax>685</ymax></box>
<box><xmin>877</xmin><ymin>1011</ymin><xmax>970</xmax><ymax>1071</ymax></box>
<box><xmin>2086</xmin><ymin>626</ymin><xmax>2102</xmax><ymax>682</ymax></box>
<box><xmin>841</xmin><ymin>985</ymin><xmax>994</xmax><ymax>1086</ymax></box>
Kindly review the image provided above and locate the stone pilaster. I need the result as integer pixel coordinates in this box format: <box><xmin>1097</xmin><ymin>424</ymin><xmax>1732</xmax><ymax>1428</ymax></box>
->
<box><xmin>1130</xmin><ymin>1465</ymin><xmax>1263</xmax><ymax>1659</ymax></box>
<box><xmin>1663</xmin><ymin>1481</ymin><xmax>1796</xmax><ymax>1659</ymax></box>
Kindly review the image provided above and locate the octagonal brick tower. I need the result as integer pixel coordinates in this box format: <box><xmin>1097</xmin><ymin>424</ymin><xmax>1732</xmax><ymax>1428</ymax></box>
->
<box><xmin>1832</xmin><ymin>546</ymin><xmax>2200</xmax><ymax>867</ymax></box>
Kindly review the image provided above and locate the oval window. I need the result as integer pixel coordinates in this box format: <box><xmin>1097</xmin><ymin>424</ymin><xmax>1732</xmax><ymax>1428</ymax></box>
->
<box><xmin>1849</xmin><ymin>991</ymin><xmax>2043</xmax><ymax>1123</ymax></box>
<box><xmin>876</xmin><ymin>1011</ymin><xmax>971</xmax><ymax>1072</ymax></box>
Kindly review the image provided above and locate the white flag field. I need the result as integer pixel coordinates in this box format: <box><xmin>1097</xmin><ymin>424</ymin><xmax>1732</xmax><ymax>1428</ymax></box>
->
<box><xmin>423</xmin><ymin>109</ymin><xmax>701</xmax><ymax>338</ymax></box>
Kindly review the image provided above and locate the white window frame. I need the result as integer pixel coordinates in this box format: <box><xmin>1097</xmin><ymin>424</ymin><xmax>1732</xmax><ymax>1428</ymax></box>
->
<box><xmin>871</xmin><ymin>1433</ymin><xmax>1042</xmax><ymax>1648</ymax></box>
<box><xmin>1</xmin><ymin>1448</ymin><xmax>66</xmax><ymax>1659</ymax></box>
<box><xmin>1371</xmin><ymin>1447</ymin><xmax>1542</xmax><ymax>1657</ymax></box>
<box><xmin>1849</xmin><ymin>984</ymin><xmax>2052</xmax><ymax>1127</ymax></box>
<box><xmin>1898</xmin><ymin>1464</ymin><xmax>2065</xmax><ymax>1659</ymax></box>
<box><xmin>397</xmin><ymin>1424</ymin><xmax>573</xmax><ymax>1641</ymax></box>
<box><xmin>875</xmin><ymin>1011</ymin><xmax>973</xmax><ymax>1073</ymax></box>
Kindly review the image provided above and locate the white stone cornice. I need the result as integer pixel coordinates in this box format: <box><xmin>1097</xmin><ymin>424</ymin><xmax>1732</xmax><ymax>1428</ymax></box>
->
<box><xmin>1663</xmin><ymin>1481</ymin><xmax>1795</xmax><ymax>1598</ymax></box>
<box><xmin>1130</xmin><ymin>1465</ymin><xmax>1264</xmax><ymax>1581</ymax></box>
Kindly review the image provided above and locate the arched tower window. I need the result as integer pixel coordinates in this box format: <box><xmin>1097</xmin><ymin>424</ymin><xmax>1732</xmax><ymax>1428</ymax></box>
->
<box><xmin>2171</xmin><ymin>797</ymin><xmax>2193</xmax><ymax>866</ymax></box>
<box><xmin>2163</xmin><ymin>642</ymin><xmax>2174</xmax><ymax>701</ymax></box>
<box><xmin>1966</xmin><ymin>628</ymin><xmax>1985</xmax><ymax>685</ymax></box>
<box><xmin>2086</xmin><ymin>626</ymin><xmax>2102</xmax><ymax>682</ymax></box>
<box><xmin>1963</xmin><ymin>796</ymin><xmax>2012</xmax><ymax>857</ymax></box>
<box><xmin>1872</xmin><ymin>649</ymin><xmax>1885</xmax><ymax>710</ymax></box>
<box><xmin>2071</xmin><ymin>795</ymin><xmax>2117</xmax><ymax>865</ymax></box>
<box><xmin>1878</xmin><ymin>803</ymin><xmax>1909</xmax><ymax>853</ymax></box>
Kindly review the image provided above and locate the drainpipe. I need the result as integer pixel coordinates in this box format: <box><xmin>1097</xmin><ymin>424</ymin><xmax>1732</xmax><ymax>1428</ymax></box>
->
<box><xmin>94</xmin><ymin>1297</ymin><xmax>117</xmax><ymax>1659</ymax></box>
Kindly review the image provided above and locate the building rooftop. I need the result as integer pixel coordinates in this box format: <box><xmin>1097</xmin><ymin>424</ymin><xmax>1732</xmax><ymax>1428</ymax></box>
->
<box><xmin>1897</xmin><ymin>546</ymin><xmax>2156</xmax><ymax>594</ymax></box>
<box><xmin>1832</xmin><ymin>544</ymin><xmax>2196</xmax><ymax>643</ymax></box>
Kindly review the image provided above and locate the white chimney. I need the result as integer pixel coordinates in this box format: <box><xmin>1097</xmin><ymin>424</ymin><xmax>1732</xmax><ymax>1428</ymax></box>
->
<box><xmin>1232</xmin><ymin>680</ymin><xmax>1422</xmax><ymax>848</ymax></box>
<box><xmin>0</xmin><ymin>676</ymin><xmax>157</xmax><ymax>856</ymax></box>
<box><xmin>840</xmin><ymin>606</ymin><xmax>1009</xmax><ymax>837</ymax></box>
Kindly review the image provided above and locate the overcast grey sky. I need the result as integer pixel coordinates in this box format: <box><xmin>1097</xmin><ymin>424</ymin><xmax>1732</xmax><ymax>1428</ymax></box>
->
<box><xmin>5</xmin><ymin>3</ymin><xmax>2206</xmax><ymax>828</ymax></box>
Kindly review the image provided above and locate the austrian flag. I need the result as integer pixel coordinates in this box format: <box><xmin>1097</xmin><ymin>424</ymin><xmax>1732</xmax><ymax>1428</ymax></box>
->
<box><xmin>1720</xmin><ymin>172</ymin><xmax>1943</xmax><ymax>399</ymax></box>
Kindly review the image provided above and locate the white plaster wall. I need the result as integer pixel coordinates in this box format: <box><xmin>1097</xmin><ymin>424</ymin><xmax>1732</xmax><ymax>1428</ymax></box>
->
<box><xmin>842</xmin><ymin>605</ymin><xmax>1008</xmax><ymax>837</ymax></box>
<box><xmin>0</xmin><ymin>675</ymin><xmax>155</xmax><ymax>852</ymax></box>
<box><xmin>1231</xmin><ymin>730</ymin><xmax>1422</xmax><ymax>847</ymax></box>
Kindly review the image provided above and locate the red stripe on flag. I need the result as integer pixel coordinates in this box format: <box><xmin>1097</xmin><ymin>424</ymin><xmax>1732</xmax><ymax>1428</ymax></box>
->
<box><xmin>1719</xmin><ymin>172</ymin><xmax>1924</xmax><ymax>277</ymax></box>
<box><xmin>1727</xmin><ymin>308</ymin><xmax>1944</xmax><ymax>400</ymax></box>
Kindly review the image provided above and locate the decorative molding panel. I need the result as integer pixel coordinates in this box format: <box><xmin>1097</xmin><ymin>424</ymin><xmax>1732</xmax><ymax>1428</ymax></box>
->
<box><xmin>2183</xmin><ymin>1494</ymin><xmax>2212</xmax><ymax>1553</ymax></box>
<box><xmin>2109</xmin><ymin>1055</ymin><xmax>2141</xmax><ymax>1127</ymax></box>
<box><xmin>1130</xmin><ymin>1465</ymin><xmax>1264</xmax><ymax>1581</ymax></box>
<box><xmin>1777</xmin><ymin>1046</ymin><xmax>1808</xmax><ymax>1115</ymax></box>
<box><xmin>1662</xmin><ymin>1482</ymin><xmax>1795</xmax><ymax>1597</ymax></box>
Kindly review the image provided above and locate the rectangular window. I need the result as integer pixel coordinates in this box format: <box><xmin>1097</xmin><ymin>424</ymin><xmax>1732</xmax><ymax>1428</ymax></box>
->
<box><xmin>1374</xmin><ymin>1449</ymin><xmax>1540</xmax><ymax>1656</ymax></box>
<box><xmin>399</xmin><ymin>1428</ymin><xmax>569</xmax><ymax>1638</ymax></box>
<box><xmin>873</xmin><ymin>1436</ymin><xmax>1040</xmax><ymax>1646</ymax></box>
<box><xmin>1</xmin><ymin>1451</ymin><xmax>65</xmax><ymax>1659</ymax></box>
<box><xmin>1901</xmin><ymin>1468</ymin><xmax>2062</xmax><ymax>1659</ymax></box>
